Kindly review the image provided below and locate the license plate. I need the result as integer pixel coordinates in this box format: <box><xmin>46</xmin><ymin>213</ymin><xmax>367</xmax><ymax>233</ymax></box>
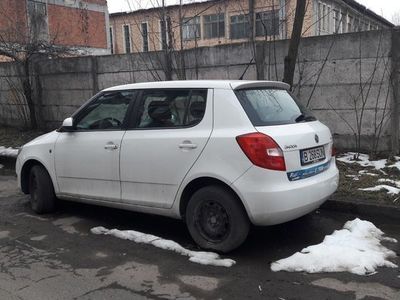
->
<box><xmin>300</xmin><ymin>146</ymin><xmax>325</xmax><ymax>166</ymax></box>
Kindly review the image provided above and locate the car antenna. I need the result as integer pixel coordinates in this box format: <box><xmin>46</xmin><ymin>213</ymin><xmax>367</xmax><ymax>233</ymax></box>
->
<box><xmin>239</xmin><ymin>57</ymin><xmax>254</xmax><ymax>80</ymax></box>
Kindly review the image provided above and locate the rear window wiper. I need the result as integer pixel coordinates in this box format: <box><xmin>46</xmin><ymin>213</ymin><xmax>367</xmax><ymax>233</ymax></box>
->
<box><xmin>295</xmin><ymin>114</ymin><xmax>316</xmax><ymax>123</ymax></box>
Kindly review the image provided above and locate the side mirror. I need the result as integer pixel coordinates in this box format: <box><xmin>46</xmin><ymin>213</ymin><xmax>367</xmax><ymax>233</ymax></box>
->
<box><xmin>60</xmin><ymin>117</ymin><xmax>74</xmax><ymax>132</ymax></box>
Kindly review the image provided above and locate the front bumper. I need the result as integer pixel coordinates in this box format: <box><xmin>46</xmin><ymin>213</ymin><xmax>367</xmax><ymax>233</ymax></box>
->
<box><xmin>232</xmin><ymin>158</ymin><xmax>339</xmax><ymax>226</ymax></box>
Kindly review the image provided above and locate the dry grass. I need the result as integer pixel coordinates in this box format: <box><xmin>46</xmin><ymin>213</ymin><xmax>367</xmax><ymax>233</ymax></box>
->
<box><xmin>334</xmin><ymin>159</ymin><xmax>400</xmax><ymax>207</ymax></box>
<box><xmin>0</xmin><ymin>127</ymin><xmax>46</xmax><ymax>148</ymax></box>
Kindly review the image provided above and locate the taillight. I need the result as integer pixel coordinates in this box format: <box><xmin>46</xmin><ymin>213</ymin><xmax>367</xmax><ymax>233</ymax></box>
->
<box><xmin>236</xmin><ymin>133</ymin><xmax>286</xmax><ymax>171</ymax></box>
<box><xmin>331</xmin><ymin>143</ymin><xmax>337</xmax><ymax>157</ymax></box>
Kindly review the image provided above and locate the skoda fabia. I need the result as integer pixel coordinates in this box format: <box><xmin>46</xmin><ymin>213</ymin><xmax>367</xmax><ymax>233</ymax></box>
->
<box><xmin>16</xmin><ymin>80</ymin><xmax>339</xmax><ymax>252</ymax></box>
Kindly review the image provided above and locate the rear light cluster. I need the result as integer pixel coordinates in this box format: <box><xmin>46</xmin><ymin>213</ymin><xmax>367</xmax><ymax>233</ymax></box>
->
<box><xmin>331</xmin><ymin>143</ymin><xmax>337</xmax><ymax>157</ymax></box>
<box><xmin>236</xmin><ymin>133</ymin><xmax>286</xmax><ymax>171</ymax></box>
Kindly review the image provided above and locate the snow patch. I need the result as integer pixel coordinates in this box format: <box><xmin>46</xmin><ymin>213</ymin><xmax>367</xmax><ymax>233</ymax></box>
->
<box><xmin>345</xmin><ymin>175</ymin><xmax>360</xmax><ymax>181</ymax></box>
<box><xmin>0</xmin><ymin>146</ymin><xmax>18</xmax><ymax>158</ymax></box>
<box><xmin>377</xmin><ymin>178</ymin><xmax>400</xmax><ymax>187</ymax></box>
<box><xmin>358</xmin><ymin>170</ymin><xmax>378</xmax><ymax>177</ymax></box>
<box><xmin>359</xmin><ymin>185</ymin><xmax>400</xmax><ymax>195</ymax></box>
<box><xmin>337</xmin><ymin>153</ymin><xmax>387</xmax><ymax>170</ymax></box>
<box><xmin>271</xmin><ymin>218</ymin><xmax>397</xmax><ymax>275</ymax></box>
<box><xmin>0</xmin><ymin>164</ymin><xmax>3</xmax><ymax>169</ymax></box>
<box><xmin>91</xmin><ymin>226</ymin><xmax>236</xmax><ymax>267</ymax></box>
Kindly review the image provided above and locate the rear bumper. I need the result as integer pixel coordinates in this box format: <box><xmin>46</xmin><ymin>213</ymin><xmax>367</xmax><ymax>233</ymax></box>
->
<box><xmin>232</xmin><ymin>158</ymin><xmax>339</xmax><ymax>226</ymax></box>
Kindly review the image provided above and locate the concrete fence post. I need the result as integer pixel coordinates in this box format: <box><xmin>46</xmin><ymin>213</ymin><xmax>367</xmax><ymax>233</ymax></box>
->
<box><xmin>91</xmin><ymin>56</ymin><xmax>99</xmax><ymax>94</ymax></box>
<box><xmin>255</xmin><ymin>42</ymin><xmax>265</xmax><ymax>80</ymax></box>
<box><xmin>391</xmin><ymin>27</ymin><xmax>400</xmax><ymax>155</ymax></box>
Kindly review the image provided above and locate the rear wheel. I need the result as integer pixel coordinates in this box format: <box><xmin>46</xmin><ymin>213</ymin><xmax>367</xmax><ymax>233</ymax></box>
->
<box><xmin>29</xmin><ymin>165</ymin><xmax>56</xmax><ymax>214</ymax></box>
<box><xmin>186</xmin><ymin>185</ymin><xmax>250</xmax><ymax>253</ymax></box>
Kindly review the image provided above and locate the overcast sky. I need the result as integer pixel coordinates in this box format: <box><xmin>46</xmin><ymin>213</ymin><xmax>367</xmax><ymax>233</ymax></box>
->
<box><xmin>107</xmin><ymin>0</ymin><xmax>400</xmax><ymax>24</ymax></box>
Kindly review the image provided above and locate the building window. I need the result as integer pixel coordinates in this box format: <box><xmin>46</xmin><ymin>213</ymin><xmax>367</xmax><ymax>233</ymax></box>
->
<box><xmin>317</xmin><ymin>2</ymin><xmax>331</xmax><ymax>34</ymax></box>
<box><xmin>182</xmin><ymin>16</ymin><xmax>201</xmax><ymax>40</ymax></box>
<box><xmin>347</xmin><ymin>15</ymin><xmax>353</xmax><ymax>32</ymax></box>
<box><xmin>333</xmin><ymin>9</ymin><xmax>340</xmax><ymax>33</ymax></box>
<box><xmin>123</xmin><ymin>24</ymin><xmax>131</xmax><ymax>53</ymax></box>
<box><xmin>160</xmin><ymin>19</ymin><xmax>168</xmax><ymax>50</ymax></box>
<box><xmin>203</xmin><ymin>13</ymin><xmax>225</xmax><ymax>39</ymax></box>
<box><xmin>29</xmin><ymin>0</ymin><xmax>47</xmax><ymax>15</ymax></box>
<box><xmin>341</xmin><ymin>12</ymin><xmax>347</xmax><ymax>33</ymax></box>
<box><xmin>109</xmin><ymin>27</ymin><xmax>114</xmax><ymax>54</ymax></box>
<box><xmin>230</xmin><ymin>14</ymin><xmax>250</xmax><ymax>39</ymax></box>
<box><xmin>255</xmin><ymin>10</ymin><xmax>279</xmax><ymax>37</ymax></box>
<box><xmin>141</xmin><ymin>22</ymin><xmax>149</xmax><ymax>52</ymax></box>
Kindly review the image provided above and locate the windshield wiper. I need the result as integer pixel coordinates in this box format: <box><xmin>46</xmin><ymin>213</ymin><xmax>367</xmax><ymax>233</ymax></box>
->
<box><xmin>295</xmin><ymin>114</ymin><xmax>316</xmax><ymax>123</ymax></box>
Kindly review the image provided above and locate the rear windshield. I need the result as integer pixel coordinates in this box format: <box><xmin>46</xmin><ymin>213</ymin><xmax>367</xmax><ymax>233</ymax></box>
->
<box><xmin>235</xmin><ymin>88</ymin><xmax>316</xmax><ymax>126</ymax></box>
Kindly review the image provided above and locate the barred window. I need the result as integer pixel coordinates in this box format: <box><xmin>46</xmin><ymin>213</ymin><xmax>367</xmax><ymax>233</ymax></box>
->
<box><xmin>141</xmin><ymin>23</ymin><xmax>149</xmax><ymax>52</ymax></box>
<box><xmin>123</xmin><ymin>25</ymin><xmax>131</xmax><ymax>53</ymax></box>
<box><xmin>183</xmin><ymin>16</ymin><xmax>201</xmax><ymax>40</ymax></box>
<box><xmin>255</xmin><ymin>11</ymin><xmax>279</xmax><ymax>37</ymax></box>
<box><xmin>109</xmin><ymin>27</ymin><xmax>114</xmax><ymax>54</ymax></box>
<box><xmin>160</xmin><ymin>19</ymin><xmax>168</xmax><ymax>50</ymax></box>
<box><xmin>203</xmin><ymin>13</ymin><xmax>225</xmax><ymax>39</ymax></box>
<box><xmin>230</xmin><ymin>14</ymin><xmax>250</xmax><ymax>39</ymax></box>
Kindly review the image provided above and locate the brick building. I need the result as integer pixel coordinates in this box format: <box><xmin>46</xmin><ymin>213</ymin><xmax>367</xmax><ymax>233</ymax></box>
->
<box><xmin>109</xmin><ymin>0</ymin><xmax>393</xmax><ymax>54</ymax></box>
<box><xmin>0</xmin><ymin>0</ymin><xmax>110</xmax><ymax>56</ymax></box>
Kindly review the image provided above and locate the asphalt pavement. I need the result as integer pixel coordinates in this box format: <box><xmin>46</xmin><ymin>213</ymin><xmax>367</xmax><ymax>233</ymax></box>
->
<box><xmin>0</xmin><ymin>165</ymin><xmax>399</xmax><ymax>299</ymax></box>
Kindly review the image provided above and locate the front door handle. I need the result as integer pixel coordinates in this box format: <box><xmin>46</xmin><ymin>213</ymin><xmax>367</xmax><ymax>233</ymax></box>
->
<box><xmin>104</xmin><ymin>142</ymin><xmax>118</xmax><ymax>150</ymax></box>
<box><xmin>179</xmin><ymin>141</ymin><xmax>197</xmax><ymax>150</ymax></box>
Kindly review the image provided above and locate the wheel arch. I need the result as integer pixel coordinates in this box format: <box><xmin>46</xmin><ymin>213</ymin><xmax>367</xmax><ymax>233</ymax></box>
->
<box><xmin>20</xmin><ymin>159</ymin><xmax>50</xmax><ymax>194</ymax></box>
<box><xmin>179</xmin><ymin>176</ymin><xmax>250</xmax><ymax>221</ymax></box>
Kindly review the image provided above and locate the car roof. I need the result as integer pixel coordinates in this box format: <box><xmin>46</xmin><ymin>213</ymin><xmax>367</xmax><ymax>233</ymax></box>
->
<box><xmin>103</xmin><ymin>80</ymin><xmax>290</xmax><ymax>92</ymax></box>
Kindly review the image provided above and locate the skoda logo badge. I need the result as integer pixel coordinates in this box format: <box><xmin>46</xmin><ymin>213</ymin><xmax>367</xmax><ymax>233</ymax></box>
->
<box><xmin>315</xmin><ymin>134</ymin><xmax>319</xmax><ymax>143</ymax></box>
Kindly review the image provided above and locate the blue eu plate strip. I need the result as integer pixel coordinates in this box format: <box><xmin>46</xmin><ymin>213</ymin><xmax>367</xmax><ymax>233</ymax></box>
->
<box><xmin>287</xmin><ymin>161</ymin><xmax>331</xmax><ymax>181</ymax></box>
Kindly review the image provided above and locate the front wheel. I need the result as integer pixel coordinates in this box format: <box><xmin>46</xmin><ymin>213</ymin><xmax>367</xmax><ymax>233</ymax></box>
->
<box><xmin>29</xmin><ymin>165</ymin><xmax>56</xmax><ymax>214</ymax></box>
<box><xmin>186</xmin><ymin>185</ymin><xmax>250</xmax><ymax>253</ymax></box>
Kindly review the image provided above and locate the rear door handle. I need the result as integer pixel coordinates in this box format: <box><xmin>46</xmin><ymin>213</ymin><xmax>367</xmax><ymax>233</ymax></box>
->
<box><xmin>104</xmin><ymin>142</ymin><xmax>118</xmax><ymax>150</ymax></box>
<box><xmin>179</xmin><ymin>141</ymin><xmax>197</xmax><ymax>150</ymax></box>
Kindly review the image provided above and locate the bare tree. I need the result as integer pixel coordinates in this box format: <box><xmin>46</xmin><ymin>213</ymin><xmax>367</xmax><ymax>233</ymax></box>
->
<box><xmin>0</xmin><ymin>2</ymin><xmax>77</xmax><ymax>129</ymax></box>
<box><xmin>392</xmin><ymin>11</ymin><xmax>400</xmax><ymax>26</ymax></box>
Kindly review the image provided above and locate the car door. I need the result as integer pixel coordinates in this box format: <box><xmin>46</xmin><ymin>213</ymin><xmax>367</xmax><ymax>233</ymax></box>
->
<box><xmin>54</xmin><ymin>90</ymin><xmax>136</xmax><ymax>201</ymax></box>
<box><xmin>120</xmin><ymin>88</ymin><xmax>213</xmax><ymax>208</ymax></box>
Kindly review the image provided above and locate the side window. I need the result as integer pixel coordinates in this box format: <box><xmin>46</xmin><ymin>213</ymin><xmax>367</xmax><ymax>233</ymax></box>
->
<box><xmin>75</xmin><ymin>91</ymin><xmax>134</xmax><ymax>130</ymax></box>
<box><xmin>137</xmin><ymin>89</ymin><xmax>207</xmax><ymax>129</ymax></box>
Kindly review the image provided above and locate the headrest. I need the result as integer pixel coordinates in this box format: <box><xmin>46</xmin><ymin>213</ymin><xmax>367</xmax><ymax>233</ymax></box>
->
<box><xmin>190</xmin><ymin>101</ymin><xmax>206</xmax><ymax>119</ymax></box>
<box><xmin>148</xmin><ymin>101</ymin><xmax>171</xmax><ymax>121</ymax></box>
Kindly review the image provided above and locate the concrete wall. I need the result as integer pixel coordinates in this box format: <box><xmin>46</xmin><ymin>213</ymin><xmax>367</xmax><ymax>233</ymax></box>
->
<box><xmin>0</xmin><ymin>29</ymin><xmax>397</xmax><ymax>152</ymax></box>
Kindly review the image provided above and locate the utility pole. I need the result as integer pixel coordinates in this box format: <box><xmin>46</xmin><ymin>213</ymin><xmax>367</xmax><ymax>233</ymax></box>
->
<box><xmin>283</xmin><ymin>0</ymin><xmax>306</xmax><ymax>88</ymax></box>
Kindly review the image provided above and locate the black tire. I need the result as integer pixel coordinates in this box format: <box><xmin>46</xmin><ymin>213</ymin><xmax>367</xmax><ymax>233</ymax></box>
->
<box><xmin>29</xmin><ymin>165</ymin><xmax>56</xmax><ymax>214</ymax></box>
<box><xmin>186</xmin><ymin>185</ymin><xmax>250</xmax><ymax>253</ymax></box>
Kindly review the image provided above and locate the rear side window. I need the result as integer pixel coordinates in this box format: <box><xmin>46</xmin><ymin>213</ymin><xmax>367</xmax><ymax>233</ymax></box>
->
<box><xmin>136</xmin><ymin>89</ymin><xmax>207</xmax><ymax>129</ymax></box>
<box><xmin>235</xmin><ymin>89</ymin><xmax>315</xmax><ymax>126</ymax></box>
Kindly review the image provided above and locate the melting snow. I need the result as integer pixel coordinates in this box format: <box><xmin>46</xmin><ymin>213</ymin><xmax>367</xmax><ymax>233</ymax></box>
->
<box><xmin>358</xmin><ymin>170</ymin><xmax>379</xmax><ymax>176</ymax></box>
<box><xmin>0</xmin><ymin>146</ymin><xmax>18</xmax><ymax>158</ymax></box>
<box><xmin>0</xmin><ymin>164</ymin><xmax>3</xmax><ymax>169</ymax></box>
<box><xmin>345</xmin><ymin>175</ymin><xmax>360</xmax><ymax>181</ymax></box>
<box><xmin>91</xmin><ymin>226</ymin><xmax>236</xmax><ymax>267</ymax></box>
<box><xmin>359</xmin><ymin>185</ymin><xmax>400</xmax><ymax>195</ymax></box>
<box><xmin>378</xmin><ymin>178</ymin><xmax>400</xmax><ymax>187</ymax></box>
<box><xmin>271</xmin><ymin>218</ymin><xmax>397</xmax><ymax>275</ymax></box>
<box><xmin>337</xmin><ymin>153</ymin><xmax>387</xmax><ymax>170</ymax></box>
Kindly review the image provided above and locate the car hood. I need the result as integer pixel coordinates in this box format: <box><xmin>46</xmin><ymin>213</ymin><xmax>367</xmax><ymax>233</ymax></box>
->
<box><xmin>23</xmin><ymin>130</ymin><xmax>59</xmax><ymax>148</ymax></box>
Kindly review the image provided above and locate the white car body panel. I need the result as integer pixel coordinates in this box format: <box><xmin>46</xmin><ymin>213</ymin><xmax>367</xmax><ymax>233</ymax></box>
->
<box><xmin>54</xmin><ymin>131</ymin><xmax>125</xmax><ymax>201</ymax></box>
<box><xmin>120</xmin><ymin>89</ymin><xmax>213</xmax><ymax>208</ymax></box>
<box><xmin>16</xmin><ymin>131</ymin><xmax>60</xmax><ymax>193</ymax></box>
<box><xmin>255</xmin><ymin>121</ymin><xmax>333</xmax><ymax>172</ymax></box>
<box><xmin>16</xmin><ymin>80</ymin><xmax>339</xmax><ymax>227</ymax></box>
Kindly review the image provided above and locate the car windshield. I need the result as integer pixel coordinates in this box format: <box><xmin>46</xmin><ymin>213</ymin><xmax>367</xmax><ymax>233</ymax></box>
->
<box><xmin>235</xmin><ymin>88</ymin><xmax>316</xmax><ymax>126</ymax></box>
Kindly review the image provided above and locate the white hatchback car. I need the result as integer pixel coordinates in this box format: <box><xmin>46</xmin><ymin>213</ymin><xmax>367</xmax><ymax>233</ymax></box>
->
<box><xmin>16</xmin><ymin>80</ymin><xmax>339</xmax><ymax>252</ymax></box>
